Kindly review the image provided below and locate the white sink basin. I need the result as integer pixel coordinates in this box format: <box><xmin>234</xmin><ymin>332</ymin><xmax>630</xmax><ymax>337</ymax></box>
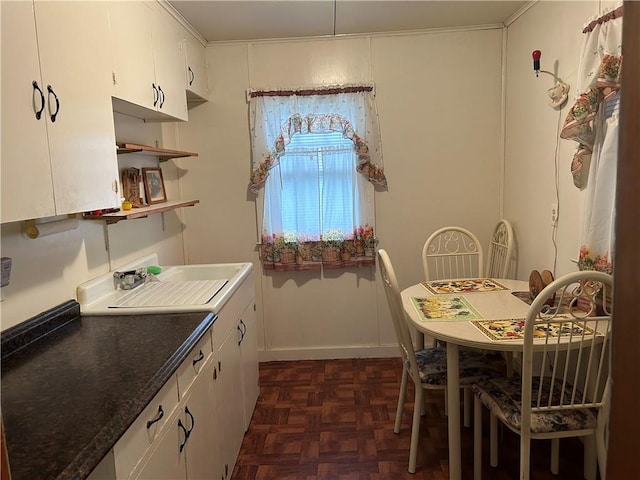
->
<box><xmin>156</xmin><ymin>263</ymin><xmax>246</xmax><ymax>282</ymax></box>
<box><xmin>77</xmin><ymin>254</ymin><xmax>253</xmax><ymax>316</ymax></box>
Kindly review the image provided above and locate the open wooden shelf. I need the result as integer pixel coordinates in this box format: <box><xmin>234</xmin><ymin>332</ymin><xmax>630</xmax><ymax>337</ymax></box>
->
<box><xmin>116</xmin><ymin>143</ymin><xmax>198</xmax><ymax>162</ymax></box>
<box><xmin>83</xmin><ymin>200</ymin><xmax>200</xmax><ymax>224</ymax></box>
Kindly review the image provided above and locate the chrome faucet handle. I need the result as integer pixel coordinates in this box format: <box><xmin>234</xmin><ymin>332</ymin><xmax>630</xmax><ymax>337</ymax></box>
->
<box><xmin>113</xmin><ymin>269</ymin><xmax>147</xmax><ymax>290</ymax></box>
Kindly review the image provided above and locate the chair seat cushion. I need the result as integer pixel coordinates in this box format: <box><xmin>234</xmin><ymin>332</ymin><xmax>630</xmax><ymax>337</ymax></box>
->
<box><xmin>412</xmin><ymin>348</ymin><xmax>500</xmax><ymax>386</ymax></box>
<box><xmin>473</xmin><ymin>376</ymin><xmax>597</xmax><ymax>434</ymax></box>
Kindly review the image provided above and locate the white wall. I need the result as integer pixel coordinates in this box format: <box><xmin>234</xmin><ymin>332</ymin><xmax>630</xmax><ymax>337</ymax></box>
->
<box><xmin>503</xmin><ymin>0</ymin><xmax>618</xmax><ymax>278</ymax></box>
<box><xmin>176</xmin><ymin>29</ymin><xmax>504</xmax><ymax>359</ymax></box>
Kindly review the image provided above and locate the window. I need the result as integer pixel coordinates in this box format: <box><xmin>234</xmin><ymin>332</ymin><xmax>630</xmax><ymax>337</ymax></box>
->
<box><xmin>276</xmin><ymin>132</ymin><xmax>358</xmax><ymax>236</ymax></box>
<box><xmin>248</xmin><ymin>88</ymin><xmax>387</xmax><ymax>270</ymax></box>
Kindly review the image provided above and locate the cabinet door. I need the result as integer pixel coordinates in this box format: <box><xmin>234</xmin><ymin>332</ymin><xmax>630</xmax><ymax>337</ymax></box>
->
<box><xmin>108</xmin><ymin>0</ymin><xmax>156</xmax><ymax>113</ymax></box>
<box><xmin>183</xmin><ymin>357</ymin><xmax>219</xmax><ymax>480</ymax></box>
<box><xmin>151</xmin><ymin>4</ymin><xmax>188</xmax><ymax>121</ymax></box>
<box><xmin>216</xmin><ymin>326</ymin><xmax>245</xmax><ymax>480</ymax></box>
<box><xmin>113</xmin><ymin>376</ymin><xmax>180</xmax><ymax>479</ymax></box>
<box><xmin>1</xmin><ymin>1</ymin><xmax>55</xmax><ymax>222</ymax></box>
<box><xmin>239</xmin><ymin>303</ymin><xmax>259</xmax><ymax>432</ymax></box>
<box><xmin>184</xmin><ymin>35</ymin><xmax>208</xmax><ymax>103</ymax></box>
<box><xmin>131</xmin><ymin>406</ymin><xmax>187</xmax><ymax>480</ymax></box>
<box><xmin>34</xmin><ymin>1</ymin><xmax>119</xmax><ymax>214</ymax></box>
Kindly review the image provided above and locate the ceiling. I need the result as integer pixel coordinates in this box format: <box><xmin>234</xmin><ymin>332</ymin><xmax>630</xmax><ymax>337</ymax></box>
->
<box><xmin>168</xmin><ymin>1</ymin><xmax>530</xmax><ymax>43</ymax></box>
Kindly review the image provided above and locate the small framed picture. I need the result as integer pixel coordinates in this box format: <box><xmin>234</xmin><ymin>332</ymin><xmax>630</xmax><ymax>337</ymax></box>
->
<box><xmin>142</xmin><ymin>167</ymin><xmax>167</xmax><ymax>205</ymax></box>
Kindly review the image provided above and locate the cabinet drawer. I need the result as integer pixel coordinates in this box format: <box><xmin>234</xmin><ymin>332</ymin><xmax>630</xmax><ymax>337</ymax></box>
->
<box><xmin>176</xmin><ymin>330</ymin><xmax>213</xmax><ymax>399</ymax></box>
<box><xmin>114</xmin><ymin>375</ymin><xmax>179</xmax><ymax>479</ymax></box>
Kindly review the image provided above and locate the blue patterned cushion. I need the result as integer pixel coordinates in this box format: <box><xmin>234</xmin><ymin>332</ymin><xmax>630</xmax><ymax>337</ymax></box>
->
<box><xmin>409</xmin><ymin>348</ymin><xmax>500</xmax><ymax>386</ymax></box>
<box><xmin>473</xmin><ymin>376</ymin><xmax>597</xmax><ymax>434</ymax></box>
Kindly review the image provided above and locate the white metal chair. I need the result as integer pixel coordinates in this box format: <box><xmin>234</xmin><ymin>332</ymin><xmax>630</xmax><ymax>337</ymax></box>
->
<box><xmin>422</xmin><ymin>226</ymin><xmax>483</xmax><ymax>281</ymax></box>
<box><xmin>485</xmin><ymin>220</ymin><xmax>517</xmax><ymax>375</ymax></box>
<box><xmin>485</xmin><ymin>219</ymin><xmax>515</xmax><ymax>279</ymax></box>
<box><xmin>377</xmin><ymin>249</ymin><xmax>502</xmax><ymax>473</ymax></box>
<box><xmin>472</xmin><ymin>270</ymin><xmax>613</xmax><ymax>480</ymax></box>
<box><xmin>421</xmin><ymin>226</ymin><xmax>485</xmax><ymax>422</ymax></box>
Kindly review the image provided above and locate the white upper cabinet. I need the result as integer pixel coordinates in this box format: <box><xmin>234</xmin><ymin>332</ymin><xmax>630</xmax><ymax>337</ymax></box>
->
<box><xmin>1</xmin><ymin>1</ymin><xmax>119</xmax><ymax>224</ymax></box>
<box><xmin>183</xmin><ymin>35</ymin><xmax>209</xmax><ymax>105</ymax></box>
<box><xmin>109</xmin><ymin>1</ymin><xmax>188</xmax><ymax>122</ymax></box>
<box><xmin>1</xmin><ymin>1</ymin><xmax>54</xmax><ymax>222</ymax></box>
<box><xmin>153</xmin><ymin>5</ymin><xmax>189</xmax><ymax>120</ymax></box>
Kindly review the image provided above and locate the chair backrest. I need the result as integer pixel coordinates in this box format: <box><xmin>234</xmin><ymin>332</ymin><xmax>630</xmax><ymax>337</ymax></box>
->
<box><xmin>520</xmin><ymin>270</ymin><xmax>613</xmax><ymax>436</ymax></box>
<box><xmin>378</xmin><ymin>249</ymin><xmax>421</xmax><ymax>381</ymax></box>
<box><xmin>422</xmin><ymin>226</ymin><xmax>483</xmax><ymax>281</ymax></box>
<box><xmin>485</xmin><ymin>219</ymin><xmax>515</xmax><ymax>278</ymax></box>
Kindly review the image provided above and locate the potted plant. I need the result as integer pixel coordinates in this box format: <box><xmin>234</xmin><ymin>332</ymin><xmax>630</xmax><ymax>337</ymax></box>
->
<box><xmin>280</xmin><ymin>242</ymin><xmax>296</xmax><ymax>264</ymax></box>
<box><xmin>311</xmin><ymin>241</ymin><xmax>323</xmax><ymax>262</ymax></box>
<box><xmin>321</xmin><ymin>230</ymin><xmax>343</xmax><ymax>262</ymax></box>
<box><xmin>298</xmin><ymin>233</ymin><xmax>314</xmax><ymax>261</ymax></box>
<box><xmin>342</xmin><ymin>240</ymin><xmax>357</xmax><ymax>260</ymax></box>
<box><xmin>360</xmin><ymin>224</ymin><xmax>376</xmax><ymax>256</ymax></box>
<box><xmin>271</xmin><ymin>233</ymin><xmax>286</xmax><ymax>263</ymax></box>
<box><xmin>353</xmin><ymin>227</ymin><xmax>365</xmax><ymax>256</ymax></box>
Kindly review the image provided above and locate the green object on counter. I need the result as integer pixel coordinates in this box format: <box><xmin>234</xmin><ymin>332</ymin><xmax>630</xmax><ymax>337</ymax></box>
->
<box><xmin>147</xmin><ymin>266</ymin><xmax>162</xmax><ymax>275</ymax></box>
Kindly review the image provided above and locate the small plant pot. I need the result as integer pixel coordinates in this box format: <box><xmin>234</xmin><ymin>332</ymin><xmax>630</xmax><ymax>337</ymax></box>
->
<box><xmin>322</xmin><ymin>247</ymin><xmax>340</xmax><ymax>262</ymax></box>
<box><xmin>280</xmin><ymin>248</ymin><xmax>296</xmax><ymax>264</ymax></box>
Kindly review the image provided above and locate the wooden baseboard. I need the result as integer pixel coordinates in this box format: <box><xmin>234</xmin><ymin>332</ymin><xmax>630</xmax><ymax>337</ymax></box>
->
<box><xmin>258</xmin><ymin>345</ymin><xmax>400</xmax><ymax>362</ymax></box>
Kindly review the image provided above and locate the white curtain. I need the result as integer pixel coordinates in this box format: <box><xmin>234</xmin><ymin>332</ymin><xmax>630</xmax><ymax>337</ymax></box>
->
<box><xmin>561</xmin><ymin>7</ymin><xmax>622</xmax><ymax>274</ymax></box>
<box><xmin>248</xmin><ymin>87</ymin><xmax>385</xmax><ymax>269</ymax></box>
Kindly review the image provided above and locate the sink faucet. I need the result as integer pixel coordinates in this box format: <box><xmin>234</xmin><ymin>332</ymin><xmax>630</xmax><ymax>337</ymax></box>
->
<box><xmin>113</xmin><ymin>269</ymin><xmax>147</xmax><ymax>290</ymax></box>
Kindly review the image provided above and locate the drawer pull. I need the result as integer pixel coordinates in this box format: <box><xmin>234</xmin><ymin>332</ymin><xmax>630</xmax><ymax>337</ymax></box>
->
<box><xmin>32</xmin><ymin>81</ymin><xmax>45</xmax><ymax>120</ymax></box>
<box><xmin>46</xmin><ymin>85</ymin><xmax>60</xmax><ymax>122</ymax></box>
<box><xmin>192</xmin><ymin>349</ymin><xmax>205</xmax><ymax>366</ymax></box>
<box><xmin>188</xmin><ymin>66</ymin><xmax>195</xmax><ymax>86</ymax></box>
<box><xmin>185</xmin><ymin>405</ymin><xmax>195</xmax><ymax>435</ymax></box>
<box><xmin>152</xmin><ymin>83</ymin><xmax>158</xmax><ymax>107</ymax></box>
<box><xmin>158</xmin><ymin>85</ymin><xmax>165</xmax><ymax>108</ymax></box>
<box><xmin>146</xmin><ymin>405</ymin><xmax>164</xmax><ymax>429</ymax></box>
<box><xmin>238</xmin><ymin>319</ymin><xmax>247</xmax><ymax>345</ymax></box>
<box><xmin>178</xmin><ymin>419</ymin><xmax>188</xmax><ymax>452</ymax></box>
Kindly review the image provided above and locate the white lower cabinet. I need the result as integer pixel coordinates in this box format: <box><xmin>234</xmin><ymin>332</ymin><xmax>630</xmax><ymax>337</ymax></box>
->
<box><xmin>183</xmin><ymin>357</ymin><xmax>218</xmax><ymax>480</ymax></box>
<box><xmin>130</xmin><ymin>405</ymin><xmax>186</xmax><ymax>480</ymax></box>
<box><xmin>93</xmin><ymin>273</ymin><xmax>258</xmax><ymax>480</ymax></box>
<box><xmin>239</xmin><ymin>302</ymin><xmax>259</xmax><ymax>432</ymax></box>
<box><xmin>212</xmin><ymin>271</ymin><xmax>257</xmax><ymax>479</ymax></box>
<box><xmin>215</xmin><ymin>324</ymin><xmax>246</xmax><ymax>480</ymax></box>
<box><xmin>131</xmin><ymin>356</ymin><xmax>217</xmax><ymax>480</ymax></box>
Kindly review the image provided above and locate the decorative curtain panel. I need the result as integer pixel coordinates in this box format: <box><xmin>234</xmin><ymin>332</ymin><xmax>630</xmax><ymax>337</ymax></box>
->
<box><xmin>248</xmin><ymin>87</ymin><xmax>386</xmax><ymax>271</ymax></box>
<box><xmin>560</xmin><ymin>7</ymin><xmax>622</xmax><ymax>274</ymax></box>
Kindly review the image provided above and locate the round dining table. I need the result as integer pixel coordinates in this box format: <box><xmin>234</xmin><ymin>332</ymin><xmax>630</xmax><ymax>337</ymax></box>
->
<box><xmin>401</xmin><ymin>278</ymin><xmax>531</xmax><ymax>480</ymax></box>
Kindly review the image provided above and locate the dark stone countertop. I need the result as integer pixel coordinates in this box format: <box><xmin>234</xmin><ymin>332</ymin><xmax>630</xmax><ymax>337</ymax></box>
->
<box><xmin>1</xmin><ymin>300</ymin><xmax>215</xmax><ymax>480</ymax></box>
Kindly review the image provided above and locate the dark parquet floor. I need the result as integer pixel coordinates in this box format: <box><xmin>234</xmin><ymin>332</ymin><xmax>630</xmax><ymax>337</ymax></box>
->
<box><xmin>231</xmin><ymin>357</ymin><xmax>589</xmax><ymax>480</ymax></box>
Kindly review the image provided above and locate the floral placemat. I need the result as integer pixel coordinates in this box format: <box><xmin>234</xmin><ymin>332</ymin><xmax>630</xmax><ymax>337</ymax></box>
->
<box><xmin>422</xmin><ymin>278</ymin><xmax>509</xmax><ymax>295</ymax></box>
<box><xmin>472</xmin><ymin>317</ymin><xmax>597</xmax><ymax>341</ymax></box>
<box><xmin>411</xmin><ymin>295</ymin><xmax>483</xmax><ymax>321</ymax></box>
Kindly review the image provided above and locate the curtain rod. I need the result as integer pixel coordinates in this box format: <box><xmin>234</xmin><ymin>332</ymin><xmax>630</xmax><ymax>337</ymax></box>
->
<box><xmin>249</xmin><ymin>85</ymin><xmax>373</xmax><ymax>98</ymax></box>
<box><xmin>582</xmin><ymin>5</ymin><xmax>623</xmax><ymax>33</ymax></box>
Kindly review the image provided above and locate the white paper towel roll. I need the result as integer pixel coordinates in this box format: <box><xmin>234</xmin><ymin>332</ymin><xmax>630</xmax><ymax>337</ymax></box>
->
<box><xmin>25</xmin><ymin>216</ymin><xmax>79</xmax><ymax>239</ymax></box>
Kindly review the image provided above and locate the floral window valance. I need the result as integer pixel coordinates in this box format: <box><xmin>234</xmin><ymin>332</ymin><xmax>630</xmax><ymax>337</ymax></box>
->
<box><xmin>250</xmin><ymin>112</ymin><xmax>387</xmax><ymax>192</ymax></box>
